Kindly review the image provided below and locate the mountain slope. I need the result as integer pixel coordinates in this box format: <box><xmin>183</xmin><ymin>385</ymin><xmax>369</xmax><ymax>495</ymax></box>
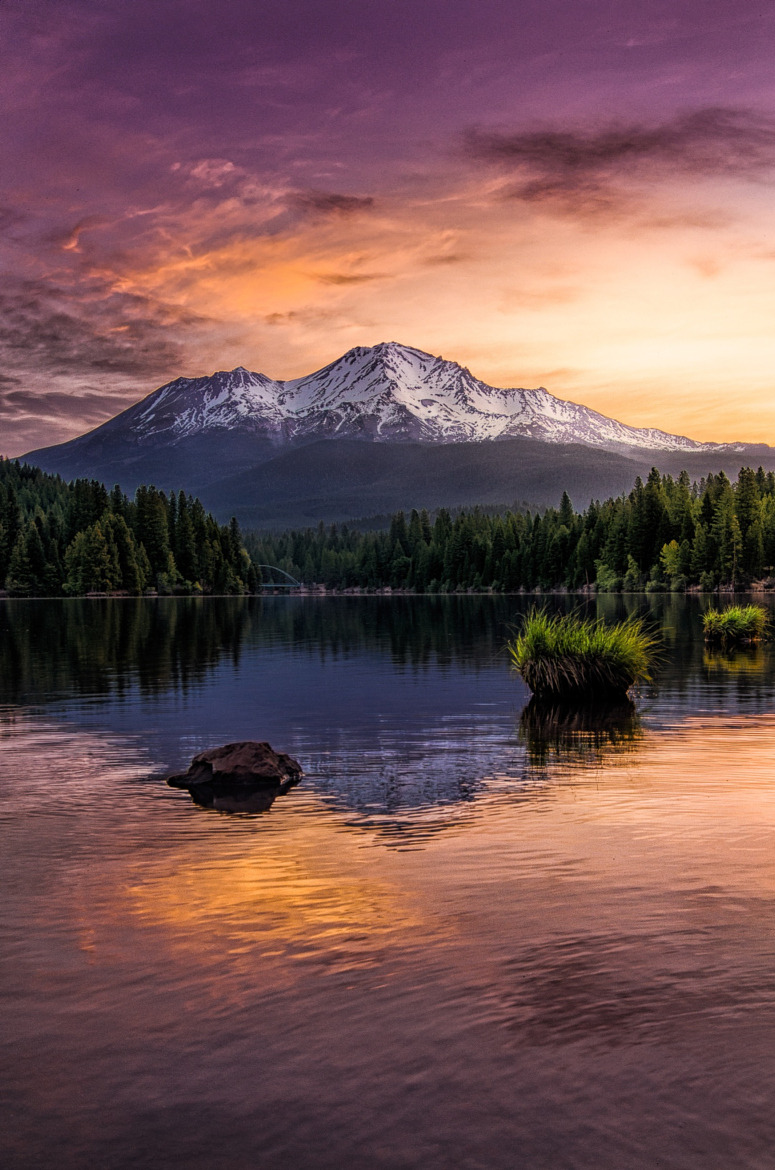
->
<box><xmin>196</xmin><ymin>438</ymin><xmax>660</xmax><ymax>528</ymax></box>
<box><xmin>197</xmin><ymin>439</ymin><xmax>775</xmax><ymax>529</ymax></box>
<box><xmin>22</xmin><ymin>341</ymin><xmax>772</xmax><ymax>526</ymax></box>
<box><xmin>28</xmin><ymin>341</ymin><xmax>749</xmax><ymax>458</ymax></box>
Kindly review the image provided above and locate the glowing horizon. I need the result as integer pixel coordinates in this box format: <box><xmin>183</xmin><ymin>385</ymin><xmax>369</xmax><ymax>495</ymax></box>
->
<box><xmin>3</xmin><ymin>1</ymin><xmax>775</xmax><ymax>456</ymax></box>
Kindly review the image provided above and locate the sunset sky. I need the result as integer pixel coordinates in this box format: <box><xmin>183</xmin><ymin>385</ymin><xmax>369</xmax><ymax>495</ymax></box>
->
<box><xmin>3</xmin><ymin>0</ymin><xmax>775</xmax><ymax>455</ymax></box>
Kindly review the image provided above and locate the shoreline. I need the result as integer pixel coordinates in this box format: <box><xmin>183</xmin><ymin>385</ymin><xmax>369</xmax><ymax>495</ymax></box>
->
<box><xmin>2</xmin><ymin>583</ymin><xmax>775</xmax><ymax>601</ymax></box>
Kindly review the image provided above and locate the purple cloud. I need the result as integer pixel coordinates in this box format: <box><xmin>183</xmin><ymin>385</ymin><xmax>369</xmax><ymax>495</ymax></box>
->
<box><xmin>463</xmin><ymin>108</ymin><xmax>775</xmax><ymax>211</ymax></box>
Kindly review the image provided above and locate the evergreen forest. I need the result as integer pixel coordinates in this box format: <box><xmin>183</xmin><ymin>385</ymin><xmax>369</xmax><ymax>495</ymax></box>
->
<box><xmin>0</xmin><ymin>459</ymin><xmax>255</xmax><ymax>596</ymax></box>
<box><xmin>249</xmin><ymin>466</ymin><xmax>775</xmax><ymax>594</ymax></box>
<box><xmin>4</xmin><ymin>458</ymin><xmax>775</xmax><ymax>596</ymax></box>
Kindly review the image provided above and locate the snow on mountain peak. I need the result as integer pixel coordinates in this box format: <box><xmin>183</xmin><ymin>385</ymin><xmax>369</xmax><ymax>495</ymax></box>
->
<box><xmin>115</xmin><ymin>342</ymin><xmax>737</xmax><ymax>454</ymax></box>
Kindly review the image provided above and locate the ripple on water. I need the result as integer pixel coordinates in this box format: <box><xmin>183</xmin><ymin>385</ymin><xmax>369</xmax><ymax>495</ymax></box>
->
<box><xmin>5</xmin><ymin>598</ymin><xmax>775</xmax><ymax>1166</ymax></box>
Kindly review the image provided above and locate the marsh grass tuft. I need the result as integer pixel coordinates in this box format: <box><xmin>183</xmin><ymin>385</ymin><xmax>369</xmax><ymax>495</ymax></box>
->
<box><xmin>507</xmin><ymin>608</ymin><xmax>657</xmax><ymax>700</ymax></box>
<box><xmin>702</xmin><ymin>604</ymin><xmax>769</xmax><ymax>646</ymax></box>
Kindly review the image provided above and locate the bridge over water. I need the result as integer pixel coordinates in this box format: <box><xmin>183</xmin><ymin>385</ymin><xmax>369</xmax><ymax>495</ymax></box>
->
<box><xmin>256</xmin><ymin>565</ymin><xmax>302</xmax><ymax>590</ymax></box>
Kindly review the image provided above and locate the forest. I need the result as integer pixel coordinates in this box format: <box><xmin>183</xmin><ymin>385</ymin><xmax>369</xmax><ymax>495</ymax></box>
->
<box><xmin>3</xmin><ymin>458</ymin><xmax>775</xmax><ymax>596</ymax></box>
<box><xmin>249</xmin><ymin>465</ymin><xmax>775</xmax><ymax>594</ymax></box>
<box><xmin>0</xmin><ymin>459</ymin><xmax>255</xmax><ymax>596</ymax></box>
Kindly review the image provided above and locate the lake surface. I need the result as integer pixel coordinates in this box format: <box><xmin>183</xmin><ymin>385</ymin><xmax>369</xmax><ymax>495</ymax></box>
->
<box><xmin>3</xmin><ymin>593</ymin><xmax>775</xmax><ymax>1169</ymax></box>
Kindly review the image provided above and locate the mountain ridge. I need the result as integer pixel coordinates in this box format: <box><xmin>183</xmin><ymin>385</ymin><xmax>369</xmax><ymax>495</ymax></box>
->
<box><xmin>22</xmin><ymin>341</ymin><xmax>773</xmax><ymax>527</ymax></box>
<box><xmin>64</xmin><ymin>340</ymin><xmax>747</xmax><ymax>453</ymax></box>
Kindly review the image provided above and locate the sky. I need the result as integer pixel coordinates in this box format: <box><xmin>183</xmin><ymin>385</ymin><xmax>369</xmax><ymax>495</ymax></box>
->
<box><xmin>3</xmin><ymin>0</ymin><xmax>775</xmax><ymax>455</ymax></box>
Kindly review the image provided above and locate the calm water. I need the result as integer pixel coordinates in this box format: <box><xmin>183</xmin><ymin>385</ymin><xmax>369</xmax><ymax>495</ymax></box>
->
<box><xmin>3</xmin><ymin>594</ymin><xmax>775</xmax><ymax>1169</ymax></box>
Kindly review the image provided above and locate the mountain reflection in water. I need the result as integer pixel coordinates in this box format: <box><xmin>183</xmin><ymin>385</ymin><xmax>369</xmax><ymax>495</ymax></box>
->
<box><xmin>4</xmin><ymin>594</ymin><xmax>775</xmax><ymax>1168</ymax></box>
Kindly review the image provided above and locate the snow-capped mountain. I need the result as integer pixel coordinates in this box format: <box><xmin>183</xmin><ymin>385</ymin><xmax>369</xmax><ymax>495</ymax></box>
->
<box><xmin>26</xmin><ymin>341</ymin><xmax>770</xmax><ymax>527</ymax></box>
<box><xmin>94</xmin><ymin>341</ymin><xmax>741</xmax><ymax>453</ymax></box>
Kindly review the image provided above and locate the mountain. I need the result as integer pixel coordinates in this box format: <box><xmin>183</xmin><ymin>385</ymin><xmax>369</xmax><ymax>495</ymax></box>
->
<box><xmin>28</xmin><ymin>340</ymin><xmax>750</xmax><ymax>452</ymax></box>
<box><xmin>23</xmin><ymin>342</ymin><xmax>774</xmax><ymax>526</ymax></box>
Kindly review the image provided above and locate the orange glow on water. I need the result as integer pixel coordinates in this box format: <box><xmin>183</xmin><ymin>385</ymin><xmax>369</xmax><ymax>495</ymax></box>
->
<box><xmin>7</xmin><ymin>703</ymin><xmax>775</xmax><ymax>1164</ymax></box>
<box><xmin>80</xmin><ymin>715</ymin><xmax>775</xmax><ymax>997</ymax></box>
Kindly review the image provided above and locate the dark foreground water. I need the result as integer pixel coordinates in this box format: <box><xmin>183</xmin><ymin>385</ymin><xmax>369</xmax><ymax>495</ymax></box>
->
<box><xmin>3</xmin><ymin>594</ymin><xmax>775</xmax><ymax>1169</ymax></box>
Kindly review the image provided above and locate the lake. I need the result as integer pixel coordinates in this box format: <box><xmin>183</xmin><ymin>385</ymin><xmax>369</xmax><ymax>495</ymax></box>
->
<box><xmin>3</xmin><ymin>593</ymin><xmax>775</xmax><ymax>1169</ymax></box>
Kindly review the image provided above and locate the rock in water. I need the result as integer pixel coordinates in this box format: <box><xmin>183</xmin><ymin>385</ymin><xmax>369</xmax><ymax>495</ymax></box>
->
<box><xmin>166</xmin><ymin>741</ymin><xmax>303</xmax><ymax>812</ymax></box>
<box><xmin>167</xmin><ymin>741</ymin><xmax>303</xmax><ymax>787</ymax></box>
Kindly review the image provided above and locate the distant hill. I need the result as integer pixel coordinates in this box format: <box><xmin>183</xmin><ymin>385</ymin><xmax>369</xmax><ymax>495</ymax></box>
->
<box><xmin>24</xmin><ymin>342</ymin><xmax>775</xmax><ymax>526</ymax></box>
<box><xmin>196</xmin><ymin>438</ymin><xmax>775</xmax><ymax>529</ymax></box>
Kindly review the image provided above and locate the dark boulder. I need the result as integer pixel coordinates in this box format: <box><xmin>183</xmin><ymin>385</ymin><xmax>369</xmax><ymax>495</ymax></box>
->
<box><xmin>167</xmin><ymin>741</ymin><xmax>303</xmax><ymax>812</ymax></box>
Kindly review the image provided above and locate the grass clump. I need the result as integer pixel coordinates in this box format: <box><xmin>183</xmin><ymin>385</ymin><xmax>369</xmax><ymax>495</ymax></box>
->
<box><xmin>702</xmin><ymin>604</ymin><xmax>768</xmax><ymax>646</ymax></box>
<box><xmin>507</xmin><ymin>609</ymin><xmax>656</xmax><ymax>700</ymax></box>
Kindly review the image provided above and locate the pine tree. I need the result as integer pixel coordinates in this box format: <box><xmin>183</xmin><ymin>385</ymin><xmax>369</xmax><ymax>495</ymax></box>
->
<box><xmin>0</xmin><ymin>484</ymin><xmax>21</xmax><ymax>580</ymax></box>
<box><xmin>6</xmin><ymin>529</ymin><xmax>35</xmax><ymax>595</ymax></box>
<box><xmin>134</xmin><ymin>486</ymin><xmax>173</xmax><ymax>579</ymax></box>
<box><xmin>174</xmin><ymin>494</ymin><xmax>198</xmax><ymax>583</ymax></box>
<box><xmin>735</xmin><ymin>467</ymin><xmax>760</xmax><ymax>538</ymax></box>
<box><xmin>63</xmin><ymin>522</ymin><xmax>116</xmax><ymax>594</ymax></box>
<box><xmin>104</xmin><ymin>513</ymin><xmax>146</xmax><ymax>593</ymax></box>
<box><xmin>712</xmin><ymin>491</ymin><xmax>742</xmax><ymax>585</ymax></box>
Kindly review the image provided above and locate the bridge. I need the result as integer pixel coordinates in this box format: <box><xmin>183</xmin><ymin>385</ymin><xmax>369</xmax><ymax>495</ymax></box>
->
<box><xmin>256</xmin><ymin>565</ymin><xmax>302</xmax><ymax>590</ymax></box>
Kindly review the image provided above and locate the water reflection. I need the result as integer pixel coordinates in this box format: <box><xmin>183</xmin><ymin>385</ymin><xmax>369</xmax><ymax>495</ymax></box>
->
<box><xmin>703</xmin><ymin>646</ymin><xmax>768</xmax><ymax>675</ymax></box>
<box><xmin>0</xmin><ymin>594</ymin><xmax>519</xmax><ymax>709</ymax></box>
<box><xmin>4</xmin><ymin>593</ymin><xmax>775</xmax><ymax>829</ymax></box>
<box><xmin>7</xmin><ymin>711</ymin><xmax>775</xmax><ymax>1167</ymax></box>
<box><xmin>519</xmin><ymin>696</ymin><xmax>643</xmax><ymax>768</ymax></box>
<box><xmin>499</xmin><ymin>928</ymin><xmax>742</xmax><ymax>1047</ymax></box>
<box><xmin>0</xmin><ymin>596</ymin><xmax>251</xmax><ymax>704</ymax></box>
<box><xmin>170</xmin><ymin>773</ymin><xmax>302</xmax><ymax>814</ymax></box>
<box><xmin>2</xmin><ymin>592</ymin><xmax>775</xmax><ymax>710</ymax></box>
<box><xmin>6</xmin><ymin>600</ymin><xmax>775</xmax><ymax>1167</ymax></box>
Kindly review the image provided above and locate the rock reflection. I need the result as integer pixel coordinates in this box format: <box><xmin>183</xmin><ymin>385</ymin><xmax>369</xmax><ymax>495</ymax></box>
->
<box><xmin>519</xmin><ymin>697</ymin><xmax>643</xmax><ymax>768</ymax></box>
<box><xmin>183</xmin><ymin>775</ymin><xmax>301</xmax><ymax>814</ymax></box>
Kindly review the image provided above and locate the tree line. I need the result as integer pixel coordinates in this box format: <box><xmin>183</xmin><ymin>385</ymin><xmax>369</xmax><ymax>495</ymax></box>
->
<box><xmin>248</xmin><ymin>466</ymin><xmax>775</xmax><ymax>593</ymax></box>
<box><xmin>0</xmin><ymin>459</ymin><xmax>255</xmax><ymax>596</ymax></box>
<box><xmin>4</xmin><ymin>459</ymin><xmax>775</xmax><ymax>596</ymax></box>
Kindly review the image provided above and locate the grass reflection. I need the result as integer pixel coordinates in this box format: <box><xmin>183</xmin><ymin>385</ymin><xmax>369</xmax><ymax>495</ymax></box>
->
<box><xmin>703</xmin><ymin>646</ymin><xmax>768</xmax><ymax>675</ymax></box>
<box><xmin>519</xmin><ymin>696</ymin><xmax>644</xmax><ymax>768</ymax></box>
